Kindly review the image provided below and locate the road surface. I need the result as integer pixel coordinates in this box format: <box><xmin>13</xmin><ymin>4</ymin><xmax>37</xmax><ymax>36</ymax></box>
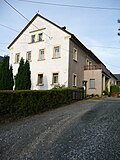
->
<box><xmin>0</xmin><ymin>98</ymin><xmax>120</xmax><ymax>160</ymax></box>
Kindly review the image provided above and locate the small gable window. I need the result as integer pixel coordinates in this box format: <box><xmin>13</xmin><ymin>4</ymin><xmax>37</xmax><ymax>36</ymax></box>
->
<box><xmin>38</xmin><ymin>33</ymin><xmax>43</xmax><ymax>41</ymax></box>
<box><xmin>31</xmin><ymin>35</ymin><xmax>35</xmax><ymax>43</ymax></box>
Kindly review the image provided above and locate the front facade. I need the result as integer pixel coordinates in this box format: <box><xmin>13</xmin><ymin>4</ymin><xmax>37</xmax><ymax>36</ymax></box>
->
<box><xmin>9</xmin><ymin>14</ymin><xmax>71</xmax><ymax>90</ymax></box>
<box><xmin>8</xmin><ymin>14</ymin><xmax>117</xmax><ymax>96</ymax></box>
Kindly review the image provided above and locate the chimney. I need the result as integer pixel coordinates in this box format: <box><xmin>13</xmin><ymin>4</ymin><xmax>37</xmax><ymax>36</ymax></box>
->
<box><xmin>62</xmin><ymin>26</ymin><xmax>66</xmax><ymax>30</ymax></box>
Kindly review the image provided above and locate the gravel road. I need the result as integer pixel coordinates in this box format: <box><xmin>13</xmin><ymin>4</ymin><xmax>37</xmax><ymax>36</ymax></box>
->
<box><xmin>0</xmin><ymin>98</ymin><xmax>120</xmax><ymax>160</ymax></box>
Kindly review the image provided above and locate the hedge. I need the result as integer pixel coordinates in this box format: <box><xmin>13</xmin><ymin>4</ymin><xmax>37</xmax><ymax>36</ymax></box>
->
<box><xmin>0</xmin><ymin>89</ymin><xmax>73</xmax><ymax>117</ymax></box>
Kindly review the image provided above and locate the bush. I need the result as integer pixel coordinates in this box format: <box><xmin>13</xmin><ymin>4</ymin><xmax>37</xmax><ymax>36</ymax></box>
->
<box><xmin>110</xmin><ymin>85</ymin><xmax>120</xmax><ymax>94</ymax></box>
<box><xmin>0</xmin><ymin>89</ymin><xmax>73</xmax><ymax>117</ymax></box>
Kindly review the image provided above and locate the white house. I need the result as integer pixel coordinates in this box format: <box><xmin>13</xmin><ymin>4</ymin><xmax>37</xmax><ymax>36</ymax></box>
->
<box><xmin>8</xmin><ymin>14</ymin><xmax>117</xmax><ymax>95</ymax></box>
<box><xmin>8</xmin><ymin>14</ymin><xmax>72</xmax><ymax>90</ymax></box>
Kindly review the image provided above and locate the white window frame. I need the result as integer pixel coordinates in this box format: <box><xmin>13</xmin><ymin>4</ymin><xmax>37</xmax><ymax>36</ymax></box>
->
<box><xmin>89</xmin><ymin>79</ymin><xmax>95</xmax><ymax>89</ymax></box>
<box><xmin>38</xmin><ymin>74</ymin><xmax>44</xmax><ymax>86</ymax></box>
<box><xmin>26</xmin><ymin>51</ymin><xmax>31</xmax><ymax>61</ymax></box>
<box><xmin>53</xmin><ymin>46</ymin><xmax>60</xmax><ymax>59</ymax></box>
<box><xmin>72</xmin><ymin>73</ymin><xmax>77</xmax><ymax>86</ymax></box>
<box><xmin>73</xmin><ymin>48</ymin><xmax>77</xmax><ymax>61</ymax></box>
<box><xmin>52</xmin><ymin>73</ymin><xmax>59</xmax><ymax>84</ymax></box>
<box><xmin>39</xmin><ymin>49</ymin><xmax>45</xmax><ymax>60</ymax></box>
<box><xmin>15</xmin><ymin>53</ymin><xmax>20</xmax><ymax>63</ymax></box>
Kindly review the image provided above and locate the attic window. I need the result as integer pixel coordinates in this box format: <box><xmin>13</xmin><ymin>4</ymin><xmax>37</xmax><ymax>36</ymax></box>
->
<box><xmin>38</xmin><ymin>33</ymin><xmax>43</xmax><ymax>41</ymax></box>
<box><xmin>31</xmin><ymin>35</ymin><xmax>35</xmax><ymax>43</ymax></box>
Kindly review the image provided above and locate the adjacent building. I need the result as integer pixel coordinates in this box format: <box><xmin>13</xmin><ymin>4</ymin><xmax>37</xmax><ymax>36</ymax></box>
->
<box><xmin>114</xmin><ymin>74</ymin><xmax>120</xmax><ymax>86</ymax></box>
<box><xmin>8</xmin><ymin>13</ymin><xmax>117</xmax><ymax>96</ymax></box>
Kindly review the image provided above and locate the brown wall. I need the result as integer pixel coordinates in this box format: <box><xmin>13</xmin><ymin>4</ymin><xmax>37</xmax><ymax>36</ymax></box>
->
<box><xmin>68</xmin><ymin>39</ymin><xmax>97</xmax><ymax>87</ymax></box>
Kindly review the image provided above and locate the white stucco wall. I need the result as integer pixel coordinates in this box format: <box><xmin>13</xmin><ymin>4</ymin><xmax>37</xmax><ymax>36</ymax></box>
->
<box><xmin>9</xmin><ymin>15</ymin><xmax>70</xmax><ymax>90</ymax></box>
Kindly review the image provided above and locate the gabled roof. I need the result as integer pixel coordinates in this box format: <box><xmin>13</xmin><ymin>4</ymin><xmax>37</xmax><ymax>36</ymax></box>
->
<box><xmin>8</xmin><ymin>13</ymin><xmax>72</xmax><ymax>49</ymax></box>
<box><xmin>70</xmin><ymin>34</ymin><xmax>105</xmax><ymax>66</ymax></box>
<box><xmin>7</xmin><ymin>13</ymin><xmax>108</xmax><ymax>69</ymax></box>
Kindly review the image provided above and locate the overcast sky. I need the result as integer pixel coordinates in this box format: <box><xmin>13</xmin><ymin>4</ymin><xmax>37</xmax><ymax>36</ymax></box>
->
<box><xmin>0</xmin><ymin>0</ymin><xmax>120</xmax><ymax>73</ymax></box>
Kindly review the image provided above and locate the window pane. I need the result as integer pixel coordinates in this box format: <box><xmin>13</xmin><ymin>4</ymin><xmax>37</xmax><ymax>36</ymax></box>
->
<box><xmin>38</xmin><ymin>33</ymin><xmax>43</xmax><ymax>41</ymax></box>
<box><xmin>73</xmin><ymin>74</ymin><xmax>77</xmax><ymax>86</ymax></box>
<box><xmin>53</xmin><ymin>46</ymin><xmax>60</xmax><ymax>58</ymax></box>
<box><xmin>90</xmin><ymin>79</ymin><xmax>95</xmax><ymax>88</ymax></box>
<box><xmin>89</xmin><ymin>61</ymin><xmax>92</xmax><ymax>65</ymax></box>
<box><xmin>38</xmin><ymin>74</ymin><xmax>43</xmax><ymax>84</ymax></box>
<box><xmin>27</xmin><ymin>51</ymin><xmax>31</xmax><ymax>61</ymax></box>
<box><xmin>16</xmin><ymin>54</ymin><xmax>20</xmax><ymax>63</ymax></box>
<box><xmin>73</xmin><ymin>48</ymin><xmax>77</xmax><ymax>61</ymax></box>
<box><xmin>53</xmin><ymin>73</ymin><xmax>58</xmax><ymax>83</ymax></box>
<box><xmin>31</xmin><ymin>35</ymin><xmax>35</xmax><ymax>43</ymax></box>
<box><xmin>40</xmin><ymin>49</ymin><xmax>44</xmax><ymax>60</ymax></box>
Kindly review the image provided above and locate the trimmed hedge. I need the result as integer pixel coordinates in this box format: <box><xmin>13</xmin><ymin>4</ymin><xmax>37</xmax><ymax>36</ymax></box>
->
<box><xmin>0</xmin><ymin>89</ymin><xmax>73</xmax><ymax>117</ymax></box>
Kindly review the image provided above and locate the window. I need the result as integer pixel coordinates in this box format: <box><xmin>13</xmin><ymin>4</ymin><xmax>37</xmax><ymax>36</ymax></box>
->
<box><xmin>73</xmin><ymin>48</ymin><xmax>77</xmax><ymax>61</ymax></box>
<box><xmin>90</xmin><ymin>79</ymin><xmax>95</xmax><ymax>89</ymax></box>
<box><xmin>26</xmin><ymin>51</ymin><xmax>31</xmax><ymax>61</ymax></box>
<box><xmin>38</xmin><ymin>33</ymin><xmax>43</xmax><ymax>41</ymax></box>
<box><xmin>38</xmin><ymin>74</ymin><xmax>43</xmax><ymax>85</ymax></box>
<box><xmin>89</xmin><ymin>61</ymin><xmax>92</xmax><ymax>65</ymax></box>
<box><xmin>39</xmin><ymin>49</ymin><xmax>45</xmax><ymax>60</ymax></box>
<box><xmin>53</xmin><ymin>46</ymin><xmax>60</xmax><ymax>58</ymax></box>
<box><xmin>86</xmin><ymin>59</ymin><xmax>89</xmax><ymax>65</ymax></box>
<box><xmin>31</xmin><ymin>35</ymin><xmax>35</xmax><ymax>43</ymax></box>
<box><xmin>15</xmin><ymin>53</ymin><xmax>20</xmax><ymax>63</ymax></box>
<box><xmin>53</xmin><ymin>73</ymin><xmax>59</xmax><ymax>84</ymax></box>
<box><xmin>73</xmin><ymin>74</ymin><xmax>77</xmax><ymax>86</ymax></box>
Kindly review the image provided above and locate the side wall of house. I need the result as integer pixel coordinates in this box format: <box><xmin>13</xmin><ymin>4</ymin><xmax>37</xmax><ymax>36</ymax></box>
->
<box><xmin>68</xmin><ymin>39</ymin><xmax>98</xmax><ymax>88</ymax></box>
<box><xmin>9</xmin><ymin>16</ymin><xmax>70</xmax><ymax>90</ymax></box>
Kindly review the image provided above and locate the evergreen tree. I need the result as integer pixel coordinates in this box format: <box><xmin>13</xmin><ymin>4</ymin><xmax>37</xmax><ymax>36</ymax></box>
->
<box><xmin>0</xmin><ymin>56</ymin><xmax>14</xmax><ymax>90</ymax></box>
<box><xmin>23</xmin><ymin>60</ymin><xmax>31</xmax><ymax>90</ymax></box>
<box><xmin>15</xmin><ymin>57</ymin><xmax>24</xmax><ymax>90</ymax></box>
<box><xmin>15</xmin><ymin>58</ymin><xmax>31</xmax><ymax>90</ymax></box>
<box><xmin>9</xmin><ymin>65</ymin><xmax>14</xmax><ymax>90</ymax></box>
